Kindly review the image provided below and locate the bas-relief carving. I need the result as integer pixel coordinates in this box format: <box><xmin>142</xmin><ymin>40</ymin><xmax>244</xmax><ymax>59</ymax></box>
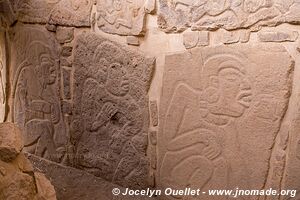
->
<box><xmin>97</xmin><ymin>0</ymin><xmax>153</xmax><ymax>36</ymax></box>
<box><xmin>158</xmin><ymin>0</ymin><xmax>300</xmax><ymax>32</ymax></box>
<box><xmin>0</xmin><ymin>32</ymin><xmax>6</xmax><ymax>122</ymax></box>
<box><xmin>72</xmin><ymin>32</ymin><xmax>154</xmax><ymax>189</ymax></box>
<box><xmin>11</xmin><ymin>25</ymin><xmax>67</xmax><ymax>163</ymax></box>
<box><xmin>14</xmin><ymin>0</ymin><xmax>92</xmax><ymax>26</ymax></box>
<box><xmin>158</xmin><ymin>44</ymin><xmax>293</xmax><ymax>199</ymax></box>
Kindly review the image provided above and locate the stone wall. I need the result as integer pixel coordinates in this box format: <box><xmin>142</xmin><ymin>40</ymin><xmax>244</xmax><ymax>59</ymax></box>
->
<box><xmin>1</xmin><ymin>0</ymin><xmax>300</xmax><ymax>199</ymax></box>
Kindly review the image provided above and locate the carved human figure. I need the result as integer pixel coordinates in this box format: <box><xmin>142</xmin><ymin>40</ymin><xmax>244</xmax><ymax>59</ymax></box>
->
<box><xmin>75</xmin><ymin>42</ymin><xmax>144</xmax><ymax>184</ymax></box>
<box><xmin>160</xmin><ymin>56</ymin><xmax>253</xmax><ymax>199</ymax></box>
<box><xmin>98</xmin><ymin>0</ymin><xmax>134</xmax><ymax>29</ymax></box>
<box><xmin>14</xmin><ymin>41</ymin><xmax>64</xmax><ymax>162</ymax></box>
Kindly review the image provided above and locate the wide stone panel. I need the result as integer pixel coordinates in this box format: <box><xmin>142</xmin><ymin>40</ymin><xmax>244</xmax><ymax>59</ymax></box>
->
<box><xmin>72</xmin><ymin>32</ymin><xmax>154</xmax><ymax>189</ymax></box>
<box><xmin>14</xmin><ymin>0</ymin><xmax>92</xmax><ymax>26</ymax></box>
<box><xmin>158</xmin><ymin>0</ymin><xmax>300</xmax><ymax>32</ymax></box>
<box><xmin>158</xmin><ymin>44</ymin><xmax>293</xmax><ymax>199</ymax></box>
<box><xmin>10</xmin><ymin>24</ymin><xmax>67</xmax><ymax>163</ymax></box>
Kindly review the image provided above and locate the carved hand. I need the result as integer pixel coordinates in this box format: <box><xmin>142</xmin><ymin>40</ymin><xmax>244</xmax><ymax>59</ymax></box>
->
<box><xmin>202</xmin><ymin>136</ymin><xmax>222</xmax><ymax>160</ymax></box>
<box><xmin>91</xmin><ymin>102</ymin><xmax>118</xmax><ymax>131</ymax></box>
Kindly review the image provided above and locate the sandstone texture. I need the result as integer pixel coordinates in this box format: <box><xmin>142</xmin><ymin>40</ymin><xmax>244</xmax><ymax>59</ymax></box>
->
<box><xmin>158</xmin><ymin>44</ymin><xmax>293</xmax><ymax>198</ymax></box>
<box><xmin>72</xmin><ymin>32</ymin><xmax>154</xmax><ymax>189</ymax></box>
<box><xmin>158</xmin><ymin>0</ymin><xmax>300</xmax><ymax>32</ymax></box>
<box><xmin>0</xmin><ymin>122</ymin><xmax>57</xmax><ymax>200</ymax></box>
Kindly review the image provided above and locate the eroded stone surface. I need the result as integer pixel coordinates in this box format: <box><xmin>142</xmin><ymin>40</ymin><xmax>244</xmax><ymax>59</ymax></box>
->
<box><xmin>149</xmin><ymin>100</ymin><xmax>158</xmax><ymax>127</ymax></box>
<box><xmin>258</xmin><ymin>30</ymin><xmax>299</xmax><ymax>42</ymax></box>
<box><xmin>27</xmin><ymin>153</ymin><xmax>155</xmax><ymax>200</ymax></box>
<box><xmin>0</xmin><ymin>122</ymin><xmax>23</xmax><ymax>162</ymax></box>
<box><xmin>183</xmin><ymin>31</ymin><xmax>199</xmax><ymax>49</ymax></box>
<box><xmin>158</xmin><ymin>44</ymin><xmax>293</xmax><ymax>198</ymax></box>
<box><xmin>97</xmin><ymin>0</ymin><xmax>149</xmax><ymax>35</ymax></box>
<box><xmin>72</xmin><ymin>32</ymin><xmax>154</xmax><ymax>189</ymax></box>
<box><xmin>15</xmin><ymin>0</ymin><xmax>92</xmax><ymax>27</ymax></box>
<box><xmin>11</xmin><ymin>24</ymin><xmax>67</xmax><ymax>163</ymax></box>
<box><xmin>0</xmin><ymin>123</ymin><xmax>57</xmax><ymax>200</ymax></box>
<box><xmin>0</xmin><ymin>0</ymin><xmax>17</xmax><ymax>28</ymax></box>
<box><xmin>127</xmin><ymin>36</ymin><xmax>140</xmax><ymax>46</ymax></box>
<box><xmin>198</xmin><ymin>31</ymin><xmax>209</xmax><ymax>46</ymax></box>
<box><xmin>158</xmin><ymin>0</ymin><xmax>300</xmax><ymax>32</ymax></box>
<box><xmin>221</xmin><ymin>30</ymin><xmax>240</xmax><ymax>44</ymax></box>
<box><xmin>56</xmin><ymin>27</ymin><xmax>74</xmax><ymax>44</ymax></box>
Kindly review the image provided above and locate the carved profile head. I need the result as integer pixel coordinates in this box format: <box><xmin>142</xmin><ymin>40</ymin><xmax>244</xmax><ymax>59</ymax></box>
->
<box><xmin>202</xmin><ymin>55</ymin><xmax>253</xmax><ymax>118</ymax></box>
<box><xmin>106</xmin><ymin>62</ymin><xmax>130</xmax><ymax>96</ymax></box>
<box><xmin>94</xmin><ymin>41</ymin><xmax>129</xmax><ymax>96</ymax></box>
<box><xmin>27</xmin><ymin>41</ymin><xmax>57</xmax><ymax>85</ymax></box>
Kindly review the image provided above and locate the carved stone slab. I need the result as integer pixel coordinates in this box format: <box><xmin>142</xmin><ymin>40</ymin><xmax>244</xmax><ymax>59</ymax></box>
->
<box><xmin>158</xmin><ymin>0</ymin><xmax>300</xmax><ymax>32</ymax></box>
<box><xmin>72</xmin><ymin>32</ymin><xmax>154</xmax><ymax>188</ymax></box>
<box><xmin>10</xmin><ymin>25</ymin><xmax>67</xmax><ymax>163</ymax></box>
<box><xmin>97</xmin><ymin>0</ymin><xmax>151</xmax><ymax>35</ymax></box>
<box><xmin>14</xmin><ymin>0</ymin><xmax>92</xmax><ymax>26</ymax></box>
<box><xmin>158</xmin><ymin>44</ymin><xmax>293</xmax><ymax>196</ymax></box>
<box><xmin>0</xmin><ymin>32</ymin><xmax>6</xmax><ymax>122</ymax></box>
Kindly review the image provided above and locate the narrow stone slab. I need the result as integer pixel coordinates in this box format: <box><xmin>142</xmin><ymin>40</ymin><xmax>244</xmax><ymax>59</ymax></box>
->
<box><xmin>258</xmin><ymin>30</ymin><xmax>299</xmax><ymax>42</ymax></box>
<box><xmin>11</xmin><ymin>24</ymin><xmax>67</xmax><ymax>163</ymax></box>
<box><xmin>72</xmin><ymin>32</ymin><xmax>154</xmax><ymax>189</ymax></box>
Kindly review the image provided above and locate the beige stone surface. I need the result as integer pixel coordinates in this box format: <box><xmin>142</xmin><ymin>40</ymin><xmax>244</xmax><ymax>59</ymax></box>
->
<box><xmin>149</xmin><ymin>100</ymin><xmax>158</xmax><ymax>127</ymax></box>
<box><xmin>0</xmin><ymin>123</ymin><xmax>57</xmax><ymax>200</ymax></box>
<box><xmin>183</xmin><ymin>31</ymin><xmax>199</xmax><ymax>49</ymax></box>
<box><xmin>10</xmin><ymin>24</ymin><xmax>67</xmax><ymax>163</ymax></box>
<box><xmin>97</xmin><ymin>0</ymin><xmax>149</xmax><ymax>35</ymax></box>
<box><xmin>258</xmin><ymin>30</ymin><xmax>299</xmax><ymax>42</ymax></box>
<box><xmin>0</xmin><ymin>122</ymin><xmax>23</xmax><ymax>162</ymax></box>
<box><xmin>72</xmin><ymin>32</ymin><xmax>154</xmax><ymax>189</ymax></box>
<box><xmin>127</xmin><ymin>36</ymin><xmax>140</xmax><ymax>46</ymax></box>
<box><xmin>158</xmin><ymin>0</ymin><xmax>300</xmax><ymax>32</ymax></box>
<box><xmin>14</xmin><ymin>0</ymin><xmax>92</xmax><ymax>26</ymax></box>
<box><xmin>158</xmin><ymin>44</ymin><xmax>293</xmax><ymax>198</ymax></box>
<box><xmin>56</xmin><ymin>27</ymin><xmax>74</xmax><ymax>44</ymax></box>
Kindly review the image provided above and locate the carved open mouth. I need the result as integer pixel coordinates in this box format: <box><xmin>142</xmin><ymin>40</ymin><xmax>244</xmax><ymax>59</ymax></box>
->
<box><xmin>121</xmin><ymin>81</ymin><xmax>129</xmax><ymax>91</ymax></box>
<box><xmin>237</xmin><ymin>91</ymin><xmax>252</xmax><ymax>107</ymax></box>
